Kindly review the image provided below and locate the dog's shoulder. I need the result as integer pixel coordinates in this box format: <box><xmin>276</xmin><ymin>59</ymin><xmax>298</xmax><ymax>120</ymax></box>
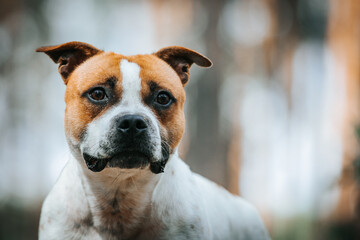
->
<box><xmin>39</xmin><ymin>159</ymin><xmax>98</xmax><ymax>240</ymax></box>
<box><xmin>149</xmin><ymin>157</ymin><xmax>212</xmax><ymax>239</ymax></box>
<box><xmin>192</xmin><ymin>173</ymin><xmax>270</xmax><ymax>239</ymax></box>
<box><xmin>151</xmin><ymin>157</ymin><xmax>270</xmax><ymax>239</ymax></box>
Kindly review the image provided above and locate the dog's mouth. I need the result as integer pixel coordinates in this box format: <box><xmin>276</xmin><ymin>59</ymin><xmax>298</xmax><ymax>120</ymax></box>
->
<box><xmin>82</xmin><ymin>141</ymin><xmax>170</xmax><ymax>174</ymax></box>
<box><xmin>83</xmin><ymin>151</ymin><xmax>151</xmax><ymax>172</ymax></box>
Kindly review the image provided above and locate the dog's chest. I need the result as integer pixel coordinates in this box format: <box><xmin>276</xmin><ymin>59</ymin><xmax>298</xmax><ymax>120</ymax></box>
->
<box><xmin>78</xmin><ymin>175</ymin><xmax>161</xmax><ymax>239</ymax></box>
<box><xmin>94</xmin><ymin>196</ymin><xmax>150</xmax><ymax>237</ymax></box>
<box><xmin>79</xmin><ymin>178</ymin><xmax>205</xmax><ymax>239</ymax></box>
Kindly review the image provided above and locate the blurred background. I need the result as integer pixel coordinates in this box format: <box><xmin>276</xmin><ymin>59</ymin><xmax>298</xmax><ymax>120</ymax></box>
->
<box><xmin>0</xmin><ymin>0</ymin><xmax>359</xmax><ymax>239</ymax></box>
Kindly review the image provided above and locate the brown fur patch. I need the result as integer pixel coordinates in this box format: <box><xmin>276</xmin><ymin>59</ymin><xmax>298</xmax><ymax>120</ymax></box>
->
<box><xmin>36</xmin><ymin>42</ymin><xmax>102</xmax><ymax>84</ymax></box>
<box><xmin>64</xmin><ymin>52</ymin><xmax>124</xmax><ymax>142</ymax></box>
<box><xmin>127</xmin><ymin>54</ymin><xmax>186</xmax><ymax>150</ymax></box>
<box><xmin>64</xmin><ymin>52</ymin><xmax>186</xmax><ymax>150</ymax></box>
<box><xmin>154</xmin><ymin>46</ymin><xmax>212</xmax><ymax>85</ymax></box>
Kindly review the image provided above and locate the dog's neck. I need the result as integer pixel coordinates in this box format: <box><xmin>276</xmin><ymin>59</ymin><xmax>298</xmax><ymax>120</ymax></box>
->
<box><xmin>73</xmin><ymin>155</ymin><xmax>163</xmax><ymax>238</ymax></box>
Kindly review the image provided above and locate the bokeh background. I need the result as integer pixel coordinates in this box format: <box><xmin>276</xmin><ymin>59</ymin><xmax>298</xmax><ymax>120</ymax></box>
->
<box><xmin>0</xmin><ymin>0</ymin><xmax>359</xmax><ymax>239</ymax></box>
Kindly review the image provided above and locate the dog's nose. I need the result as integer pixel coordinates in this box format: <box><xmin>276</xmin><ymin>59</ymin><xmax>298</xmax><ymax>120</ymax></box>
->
<box><xmin>117</xmin><ymin>115</ymin><xmax>148</xmax><ymax>135</ymax></box>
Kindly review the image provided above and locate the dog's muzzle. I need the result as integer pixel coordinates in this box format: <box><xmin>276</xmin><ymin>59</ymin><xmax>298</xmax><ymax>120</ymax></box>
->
<box><xmin>83</xmin><ymin>114</ymin><xmax>169</xmax><ymax>174</ymax></box>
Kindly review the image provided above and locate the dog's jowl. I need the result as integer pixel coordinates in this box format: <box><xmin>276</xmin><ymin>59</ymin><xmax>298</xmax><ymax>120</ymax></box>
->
<box><xmin>36</xmin><ymin>42</ymin><xmax>270</xmax><ymax>240</ymax></box>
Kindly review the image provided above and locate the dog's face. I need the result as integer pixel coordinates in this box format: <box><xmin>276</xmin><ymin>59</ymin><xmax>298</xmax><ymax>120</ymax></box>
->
<box><xmin>37</xmin><ymin>42</ymin><xmax>211</xmax><ymax>174</ymax></box>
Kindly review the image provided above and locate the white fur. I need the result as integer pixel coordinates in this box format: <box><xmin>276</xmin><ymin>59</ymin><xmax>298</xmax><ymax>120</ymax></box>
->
<box><xmin>120</xmin><ymin>59</ymin><xmax>142</xmax><ymax>106</ymax></box>
<box><xmin>39</xmin><ymin>154</ymin><xmax>270</xmax><ymax>240</ymax></box>
<box><xmin>80</xmin><ymin>60</ymin><xmax>162</xmax><ymax>160</ymax></box>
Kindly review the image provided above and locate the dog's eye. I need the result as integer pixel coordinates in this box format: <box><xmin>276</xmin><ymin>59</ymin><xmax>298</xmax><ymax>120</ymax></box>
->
<box><xmin>156</xmin><ymin>92</ymin><xmax>171</xmax><ymax>106</ymax></box>
<box><xmin>89</xmin><ymin>88</ymin><xmax>107</xmax><ymax>101</ymax></box>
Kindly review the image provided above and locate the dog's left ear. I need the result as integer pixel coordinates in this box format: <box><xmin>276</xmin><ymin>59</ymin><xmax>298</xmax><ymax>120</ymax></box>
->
<box><xmin>154</xmin><ymin>46</ymin><xmax>212</xmax><ymax>86</ymax></box>
<box><xmin>36</xmin><ymin>41</ymin><xmax>103</xmax><ymax>84</ymax></box>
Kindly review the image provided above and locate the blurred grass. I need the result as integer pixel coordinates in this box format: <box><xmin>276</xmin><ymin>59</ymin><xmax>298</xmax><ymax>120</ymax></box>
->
<box><xmin>272</xmin><ymin>216</ymin><xmax>314</xmax><ymax>240</ymax></box>
<box><xmin>272</xmin><ymin>215</ymin><xmax>359</xmax><ymax>240</ymax></box>
<box><xmin>354</xmin><ymin>126</ymin><xmax>360</xmax><ymax>184</ymax></box>
<box><xmin>0</xmin><ymin>200</ymin><xmax>41</xmax><ymax>240</ymax></box>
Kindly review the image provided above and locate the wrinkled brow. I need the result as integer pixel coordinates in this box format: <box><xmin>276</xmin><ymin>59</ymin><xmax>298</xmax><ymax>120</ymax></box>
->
<box><xmin>102</xmin><ymin>76</ymin><xmax>117</xmax><ymax>88</ymax></box>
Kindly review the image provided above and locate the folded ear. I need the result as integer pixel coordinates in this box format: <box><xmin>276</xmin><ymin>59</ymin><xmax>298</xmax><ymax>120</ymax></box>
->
<box><xmin>154</xmin><ymin>46</ymin><xmax>212</xmax><ymax>85</ymax></box>
<box><xmin>36</xmin><ymin>41</ymin><xmax>103</xmax><ymax>84</ymax></box>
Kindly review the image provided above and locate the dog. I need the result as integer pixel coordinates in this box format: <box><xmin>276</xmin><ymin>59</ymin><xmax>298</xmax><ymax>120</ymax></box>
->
<box><xmin>36</xmin><ymin>42</ymin><xmax>270</xmax><ymax>240</ymax></box>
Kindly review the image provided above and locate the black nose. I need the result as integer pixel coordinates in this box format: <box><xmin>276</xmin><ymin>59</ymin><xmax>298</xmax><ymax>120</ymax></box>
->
<box><xmin>117</xmin><ymin>115</ymin><xmax>148</xmax><ymax>135</ymax></box>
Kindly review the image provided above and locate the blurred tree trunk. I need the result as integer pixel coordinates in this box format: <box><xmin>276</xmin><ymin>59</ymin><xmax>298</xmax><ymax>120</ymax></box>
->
<box><xmin>186</xmin><ymin>0</ymin><xmax>228</xmax><ymax>187</ymax></box>
<box><xmin>328</xmin><ymin>0</ymin><xmax>360</xmax><ymax>225</ymax></box>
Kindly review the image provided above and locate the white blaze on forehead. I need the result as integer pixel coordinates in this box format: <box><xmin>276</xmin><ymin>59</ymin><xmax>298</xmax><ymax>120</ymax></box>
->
<box><xmin>80</xmin><ymin>59</ymin><xmax>162</xmax><ymax>160</ymax></box>
<box><xmin>120</xmin><ymin>59</ymin><xmax>142</xmax><ymax>105</ymax></box>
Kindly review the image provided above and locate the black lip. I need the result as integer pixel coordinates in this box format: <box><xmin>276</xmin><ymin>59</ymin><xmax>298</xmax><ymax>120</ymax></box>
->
<box><xmin>149</xmin><ymin>141</ymin><xmax>170</xmax><ymax>174</ymax></box>
<box><xmin>83</xmin><ymin>153</ymin><xmax>110</xmax><ymax>172</ymax></box>
<box><xmin>82</xmin><ymin>142</ymin><xmax>170</xmax><ymax>174</ymax></box>
<box><xmin>82</xmin><ymin>151</ymin><xmax>150</xmax><ymax>172</ymax></box>
<box><xmin>107</xmin><ymin>151</ymin><xmax>150</xmax><ymax>169</ymax></box>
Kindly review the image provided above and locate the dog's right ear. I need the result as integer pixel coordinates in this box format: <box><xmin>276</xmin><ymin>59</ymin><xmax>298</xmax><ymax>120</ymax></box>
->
<box><xmin>36</xmin><ymin>41</ymin><xmax>103</xmax><ymax>84</ymax></box>
<box><xmin>154</xmin><ymin>46</ymin><xmax>212</xmax><ymax>86</ymax></box>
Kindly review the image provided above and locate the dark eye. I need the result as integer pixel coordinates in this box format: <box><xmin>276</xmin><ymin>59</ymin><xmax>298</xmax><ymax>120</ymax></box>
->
<box><xmin>89</xmin><ymin>88</ymin><xmax>107</xmax><ymax>101</ymax></box>
<box><xmin>156</xmin><ymin>92</ymin><xmax>171</xmax><ymax>106</ymax></box>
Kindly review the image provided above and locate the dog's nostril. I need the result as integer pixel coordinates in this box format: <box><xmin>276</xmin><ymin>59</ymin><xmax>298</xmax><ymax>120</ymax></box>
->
<box><xmin>117</xmin><ymin>115</ymin><xmax>147</xmax><ymax>133</ymax></box>
<box><xmin>119</xmin><ymin>119</ymin><xmax>130</xmax><ymax>130</ymax></box>
<box><xmin>135</xmin><ymin>119</ymin><xmax>147</xmax><ymax>130</ymax></box>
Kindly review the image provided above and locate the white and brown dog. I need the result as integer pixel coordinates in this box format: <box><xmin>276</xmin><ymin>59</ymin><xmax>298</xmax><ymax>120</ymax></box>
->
<box><xmin>36</xmin><ymin>42</ymin><xmax>270</xmax><ymax>240</ymax></box>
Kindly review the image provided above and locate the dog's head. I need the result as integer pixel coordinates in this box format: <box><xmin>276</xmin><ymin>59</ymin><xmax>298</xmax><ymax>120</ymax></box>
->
<box><xmin>36</xmin><ymin>42</ymin><xmax>211</xmax><ymax>174</ymax></box>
